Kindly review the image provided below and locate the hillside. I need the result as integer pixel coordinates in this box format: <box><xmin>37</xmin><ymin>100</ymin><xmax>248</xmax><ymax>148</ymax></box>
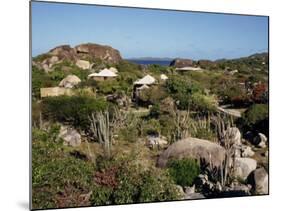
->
<box><xmin>32</xmin><ymin>43</ymin><xmax>269</xmax><ymax>209</ymax></box>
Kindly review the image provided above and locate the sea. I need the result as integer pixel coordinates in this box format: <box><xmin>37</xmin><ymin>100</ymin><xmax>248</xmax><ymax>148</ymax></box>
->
<box><xmin>126</xmin><ymin>59</ymin><xmax>172</xmax><ymax>66</ymax></box>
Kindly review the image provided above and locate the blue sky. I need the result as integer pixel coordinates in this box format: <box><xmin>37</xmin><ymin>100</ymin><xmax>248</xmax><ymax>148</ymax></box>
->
<box><xmin>31</xmin><ymin>1</ymin><xmax>268</xmax><ymax>60</ymax></box>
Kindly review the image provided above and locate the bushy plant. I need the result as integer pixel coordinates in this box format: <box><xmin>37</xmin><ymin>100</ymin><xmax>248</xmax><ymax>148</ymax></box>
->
<box><xmin>42</xmin><ymin>95</ymin><xmax>108</xmax><ymax>130</ymax></box>
<box><xmin>142</xmin><ymin>119</ymin><xmax>161</xmax><ymax>136</ymax></box>
<box><xmin>168</xmin><ymin>159</ymin><xmax>200</xmax><ymax>187</ymax></box>
<box><xmin>91</xmin><ymin>156</ymin><xmax>181</xmax><ymax>205</ymax></box>
<box><xmin>138</xmin><ymin>85</ymin><xmax>168</xmax><ymax>105</ymax></box>
<box><xmin>241</xmin><ymin>104</ymin><xmax>269</xmax><ymax>135</ymax></box>
<box><xmin>190</xmin><ymin>93</ymin><xmax>217</xmax><ymax>114</ymax></box>
<box><xmin>32</xmin><ymin>128</ymin><xmax>95</xmax><ymax>209</ymax></box>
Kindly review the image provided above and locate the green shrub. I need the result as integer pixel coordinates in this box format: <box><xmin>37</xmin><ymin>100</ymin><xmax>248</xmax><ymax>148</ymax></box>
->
<box><xmin>32</xmin><ymin>128</ymin><xmax>95</xmax><ymax>209</ymax></box>
<box><xmin>190</xmin><ymin>93</ymin><xmax>217</xmax><ymax>113</ymax></box>
<box><xmin>32</xmin><ymin>66</ymin><xmax>56</xmax><ymax>99</ymax></box>
<box><xmin>118</xmin><ymin>127</ymin><xmax>138</xmax><ymax>142</ymax></box>
<box><xmin>91</xmin><ymin>153</ymin><xmax>181</xmax><ymax>205</ymax></box>
<box><xmin>149</xmin><ymin>103</ymin><xmax>160</xmax><ymax>118</ymax></box>
<box><xmin>168</xmin><ymin>159</ymin><xmax>200</xmax><ymax>187</ymax></box>
<box><xmin>142</xmin><ymin>119</ymin><xmax>161</xmax><ymax>136</ymax></box>
<box><xmin>241</xmin><ymin>104</ymin><xmax>269</xmax><ymax>135</ymax></box>
<box><xmin>166</xmin><ymin>76</ymin><xmax>205</xmax><ymax>110</ymax></box>
<box><xmin>42</xmin><ymin>95</ymin><xmax>108</xmax><ymax>129</ymax></box>
<box><xmin>138</xmin><ymin>169</ymin><xmax>180</xmax><ymax>202</ymax></box>
<box><xmin>138</xmin><ymin>85</ymin><xmax>168</xmax><ymax>105</ymax></box>
<box><xmin>91</xmin><ymin>185</ymin><xmax>113</xmax><ymax>206</ymax></box>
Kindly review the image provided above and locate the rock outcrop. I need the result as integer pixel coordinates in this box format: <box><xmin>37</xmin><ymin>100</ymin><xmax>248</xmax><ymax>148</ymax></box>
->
<box><xmin>33</xmin><ymin>43</ymin><xmax>123</xmax><ymax>72</ymax></box>
<box><xmin>233</xmin><ymin>157</ymin><xmax>257</xmax><ymax>180</ymax></box>
<box><xmin>157</xmin><ymin>137</ymin><xmax>225</xmax><ymax>168</ymax></box>
<box><xmin>75</xmin><ymin>59</ymin><xmax>91</xmax><ymax>70</ymax></box>
<box><xmin>74</xmin><ymin>43</ymin><xmax>122</xmax><ymax>64</ymax></box>
<box><xmin>247</xmin><ymin>167</ymin><xmax>269</xmax><ymax>194</ymax></box>
<box><xmin>59</xmin><ymin>75</ymin><xmax>81</xmax><ymax>88</ymax></box>
<box><xmin>58</xmin><ymin>126</ymin><xmax>82</xmax><ymax>147</ymax></box>
<box><xmin>170</xmin><ymin>58</ymin><xmax>194</xmax><ymax>68</ymax></box>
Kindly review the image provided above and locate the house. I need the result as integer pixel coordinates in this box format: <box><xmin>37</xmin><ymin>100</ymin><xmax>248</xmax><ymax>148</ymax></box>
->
<box><xmin>40</xmin><ymin>87</ymin><xmax>73</xmax><ymax>98</ymax></box>
<box><xmin>133</xmin><ymin>75</ymin><xmax>156</xmax><ymax>100</ymax></box>
<box><xmin>88</xmin><ymin>68</ymin><xmax>117</xmax><ymax>81</ymax></box>
<box><xmin>134</xmin><ymin>74</ymin><xmax>156</xmax><ymax>86</ymax></box>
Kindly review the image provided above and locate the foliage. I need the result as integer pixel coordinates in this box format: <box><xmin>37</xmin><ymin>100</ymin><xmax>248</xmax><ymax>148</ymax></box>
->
<box><xmin>147</xmin><ymin>64</ymin><xmax>169</xmax><ymax>74</ymax></box>
<box><xmin>252</xmin><ymin>83</ymin><xmax>268</xmax><ymax>103</ymax></box>
<box><xmin>190</xmin><ymin>116</ymin><xmax>216</xmax><ymax>141</ymax></box>
<box><xmin>190</xmin><ymin>93</ymin><xmax>217</xmax><ymax>113</ymax></box>
<box><xmin>168</xmin><ymin>159</ymin><xmax>200</xmax><ymax>187</ymax></box>
<box><xmin>141</xmin><ymin>118</ymin><xmax>161</xmax><ymax>136</ymax></box>
<box><xmin>241</xmin><ymin>104</ymin><xmax>269</xmax><ymax>135</ymax></box>
<box><xmin>32</xmin><ymin>127</ymin><xmax>95</xmax><ymax>209</ymax></box>
<box><xmin>166</xmin><ymin>76</ymin><xmax>211</xmax><ymax>110</ymax></box>
<box><xmin>42</xmin><ymin>95</ymin><xmax>108</xmax><ymax>130</ymax></box>
<box><xmin>138</xmin><ymin>85</ymin><xmax>168</xmax><ymax>105</ymax></box>
<box><xmin>149</xmin><ymin>103</ymin><xmax>161</xmax><ymax>118</ymax></box>
<box><xmin>91</xmin><ymin>159</ymin><xmax>180</xmax><ymax>205</ymax></box>
<box><xmin>32</xmin><ymin>66</ymin><xmax>56</xmax><ymax>99</ymax></box>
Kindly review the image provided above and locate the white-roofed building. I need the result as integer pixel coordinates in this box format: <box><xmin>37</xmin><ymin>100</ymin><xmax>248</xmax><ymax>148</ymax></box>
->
<box><xmin>133</xmin><ymin>75</ymin><xmax>156</xmax><ymax>101</ymax></box>
<box><xmin>134</xmin><ymin>74</ymin><xmax>156</xmax><ymax>85</ymax></box>
<box><xmin>160</xmin><ymin>74</ymin><xmax>168</xmax><ymax>81</ymax></box>
<box><xmin>88</xmin><ymin>69</ymin><xmax>117</xmax><ymax>81</ymax></box>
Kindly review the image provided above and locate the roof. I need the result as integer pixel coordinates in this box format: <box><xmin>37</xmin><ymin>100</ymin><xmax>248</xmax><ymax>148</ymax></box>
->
<box><xmin>175</xmin><ymin>67</ymin><xmax>202</xmax><ymax>71</ymax></box>
<box><xmin>160</xmin><ymin>74</ymin><xmax>168</xmax><ymax>80</ymax></box>
<box><xmin>88</xmin><ymin>69</ymin><xmax>117</xmax><ymax>78</ymax></box>
<box><xmin>134</xmin><ymin>74</ymin><xmax>156</xmax><ymax>85</ymax></box>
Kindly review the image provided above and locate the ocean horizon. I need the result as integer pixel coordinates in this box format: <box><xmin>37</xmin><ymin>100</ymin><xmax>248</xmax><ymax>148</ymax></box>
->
<box><xmin>126</xmin><ymin>59</ymin><xmax>172</xmax><ymax>66</ymax></box>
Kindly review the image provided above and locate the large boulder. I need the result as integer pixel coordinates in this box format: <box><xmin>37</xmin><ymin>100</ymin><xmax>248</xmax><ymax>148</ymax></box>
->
<box><xmin>157</xmin><ymin>137</ymin><xmax>225</xmax><ymax>168</ymax></box>
<box><xmin>170</xmin><ymin>58</ymin><xmax>194</xmax><ymax>68</ymax></box>
<box><xmin>75</xmin><ymin>59</ymin><xmax>91</xmax><ymax>70</ymax></box>
<box><xmin>75</xmin><ymin>43</ymin><xmax>122</xmax><ymax>64</ymax></box>
<box><xmin>241</xmin><ymin>145</ymin><xmax>255</xmax><ymax>157</ymax></box>
<box><xmin>234</xmin><ymin>157</ymin><xmax>257</xmax><ymax>180</ymax></box>
<box><xmin>247</xmin><ymin>168</ymin><xmax>269</xmax><ymax>194</ymax></box>
<box><xmin>59</xmin><ymin>75</ymin><xmax>81</xmax><ymax>88</ymax></box>
<box><xmin>49</xmin><ymin>44</ymin><xmax>78</xmax><ymax>61</ymax></box>
<box><xmin>58</xmin><ymin>126</ymin><xmax>82</xmax><ymax>147</ymax></box>
<box><xmin>33</xmin><ymin>43</ymin><xmax>123</xmax><ymax>71</ymax></box>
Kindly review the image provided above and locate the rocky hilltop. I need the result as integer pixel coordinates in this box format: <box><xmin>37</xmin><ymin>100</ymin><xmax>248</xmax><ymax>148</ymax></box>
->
<box><xmin>170</xmin><ymin>58</ymin><xmax>194</xmax><ymax>68</ymax></box>
<box><xmin>33</xmin><ymin>43</ymin><xmax>122</xmax><ymax>72</ymax></box>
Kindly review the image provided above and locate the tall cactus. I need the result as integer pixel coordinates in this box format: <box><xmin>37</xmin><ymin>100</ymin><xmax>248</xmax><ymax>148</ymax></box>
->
<box><xmin>212</xmin><ymin>114</ymin><xmax>236</xmax><ymax>187</ymax></box>
<box><xmin>89</xmin><ymin>111</ymin><xmax>111</xmax><ymax>158</ymax></box>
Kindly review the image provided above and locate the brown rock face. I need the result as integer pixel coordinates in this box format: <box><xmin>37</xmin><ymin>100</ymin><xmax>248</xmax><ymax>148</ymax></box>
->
<box><xmin>170</xmin><ymin>59</ymin><xmax>194</xmax><ymax>68</ymax></box>
<box><xmin>49</xmin><ymin>45</ymin><xmax>78</xmax><ymax>61</ymax></box>
<box><xmin>74</xmin><ymin>43</ymin><xmax>122</xmax><ymax>64</ymax></box>
<box><xmin>34</xmin><ymin>43</ymin><xmax>123</xmax><ymax>71</ymax></box>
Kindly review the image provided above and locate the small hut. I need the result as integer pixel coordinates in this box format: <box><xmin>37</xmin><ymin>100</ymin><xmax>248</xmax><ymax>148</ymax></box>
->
<box><xmin>134</xmin><ymin>74</ymin><xmax>156</xmax><ymax>86</ymax></box>
<box><xmin>133</xmin><ymin>74</ymin><xmax>156</xmax><ymax>100</ymax></box>
<box><xmin>160</xmin><ymin>74</ymin><xmax>168</xmax><ymax>81</ymax></box>
<box><xmin>88</xmin><ymin>69</ymin><xmax>117</xmax><ymax>81</ymax></box>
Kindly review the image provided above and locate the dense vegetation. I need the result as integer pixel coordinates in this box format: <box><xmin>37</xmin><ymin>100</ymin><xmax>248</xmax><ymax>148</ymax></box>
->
<box><xmin>32</xmin><ymin>51</ymin><xmax>269</xmax><ymax>209</ymax></box>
